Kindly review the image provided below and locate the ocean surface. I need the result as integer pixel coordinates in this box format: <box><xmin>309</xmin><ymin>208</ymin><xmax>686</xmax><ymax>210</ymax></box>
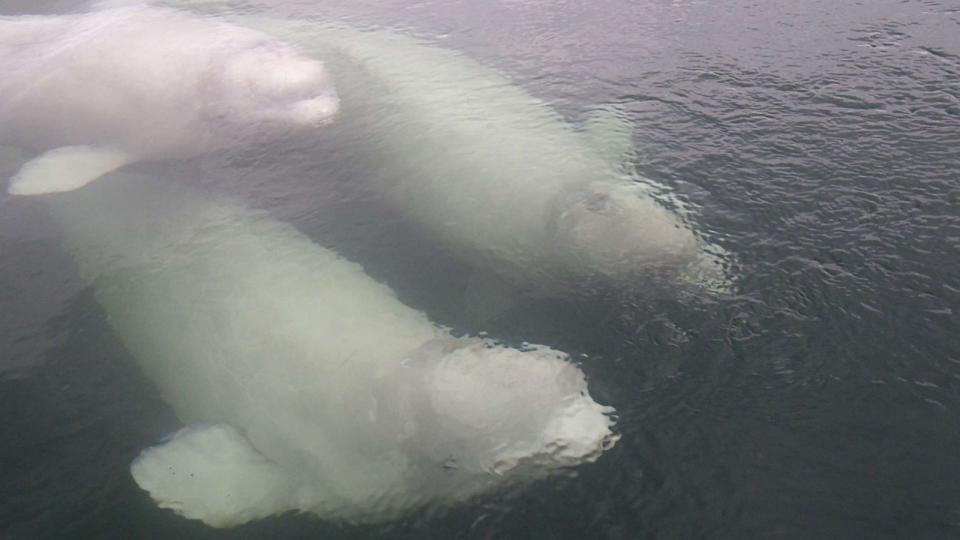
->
<box><xmin>2</xmin><ymin>0</ymin><xmax>959</xmax><ymax>538</ymax></box>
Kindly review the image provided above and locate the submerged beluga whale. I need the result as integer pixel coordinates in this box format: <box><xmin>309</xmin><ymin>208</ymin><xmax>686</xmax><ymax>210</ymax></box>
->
<box><xmin>36</xmin><ymin>171</ymin><xmax>618</xmax><ymax>527</ymax></box>
<box><xmin>198</xmin><ymin>13</ymin><xmax>731</xmax><ymax>304</ymax></box>
<box><xmin>0</xmin><ymin>6</ymin><xmax>339</xmax><ymax>195</ymax></box>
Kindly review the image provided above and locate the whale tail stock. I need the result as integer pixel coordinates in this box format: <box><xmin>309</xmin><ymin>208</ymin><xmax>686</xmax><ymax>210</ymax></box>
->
<box><xmin>7</xmin><ymin>145</ymin><xmax>134</xmax><ymax>196</ymax></box>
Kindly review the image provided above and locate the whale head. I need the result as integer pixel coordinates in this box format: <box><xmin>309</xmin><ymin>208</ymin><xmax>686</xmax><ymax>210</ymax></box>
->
<box><xmin>550</xmin><ymin>182</ymin><xmax>700</xmax><ymax>284</ymax></box>
<box><xmin>211</xmin><ymin>41</ymin><xmax>340</xmax><ymax>131</ymax></box>
<box><xmin>398</xmin><ymin>339</ymin><xmax>618</xmax><ymax>478</ymax></box>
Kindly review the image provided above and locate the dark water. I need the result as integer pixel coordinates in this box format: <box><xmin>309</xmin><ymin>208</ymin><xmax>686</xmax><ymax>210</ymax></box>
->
<box><xmin>2</xmin><ymin>0</ymin><xmax>959</xmax><ymax>538</ymax></box>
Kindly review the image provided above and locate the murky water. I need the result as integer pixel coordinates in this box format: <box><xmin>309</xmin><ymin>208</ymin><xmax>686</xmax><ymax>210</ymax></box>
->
<box><xmin>2</xmin><ymin>0</ymin><xmax>959</xmax><ymax>538</ymax></box>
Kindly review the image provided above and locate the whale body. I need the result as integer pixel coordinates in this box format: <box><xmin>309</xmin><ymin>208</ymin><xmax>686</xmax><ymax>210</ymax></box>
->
<box><xmin>37</xmin><ymin>172</ymin><xmax>617</xmax><ymax>527</ymax></box>
<box><xmin>213</xmin><ymin>15</ymin><xmax>730</xmax><ymax>300</ymax></box>
<box><xmin>0</xmin><ymin>6</ymin><xmax>339</xmax><ymax>195</ymax></box>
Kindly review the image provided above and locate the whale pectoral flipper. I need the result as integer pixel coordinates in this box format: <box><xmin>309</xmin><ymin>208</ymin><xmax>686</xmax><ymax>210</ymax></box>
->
<box><xmin>130</xmin><ymin>424</ymin><xmax>298</xmax><ymax>528</ymax></box>
<box><xmin>7</xmin><ymin>146</ymin><xmax>134</xmax><ymax>195</ymax></box>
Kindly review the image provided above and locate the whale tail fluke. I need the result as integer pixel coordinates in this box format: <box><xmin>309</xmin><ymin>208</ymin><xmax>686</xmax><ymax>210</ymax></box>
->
<box><xmin>7</xmin><ymin>145</ymin><xmax>134</xmax><ymax>196</ymax></box>
<box><xmin>130</xmin><ymin>424</ymin><xmax>300</xmax><ymax>528</ymax></box>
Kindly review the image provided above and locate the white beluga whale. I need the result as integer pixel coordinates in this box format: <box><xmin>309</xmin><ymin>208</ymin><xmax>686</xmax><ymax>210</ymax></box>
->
<box><xmin>195</xmin><ymin>13</ymin><xmax>731</xmax><ymax>305</ymax></box>
<box><xmin>0</xmin><ymin>5</ymin><xmax>339</xmax><ymax>195</ymax></box>
<box><xmin>36</xmin><ymin>171</ymin><xmax>617</xmax><ymax>527</ymax></box>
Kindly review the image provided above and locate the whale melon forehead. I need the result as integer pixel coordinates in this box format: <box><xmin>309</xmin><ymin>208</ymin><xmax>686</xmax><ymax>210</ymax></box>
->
<box><xmin>225</xmin><ymin>47</ymin><xmax>326</xmax><ymax>95</ymax></box>
<box><xmin>428</xmin><ymin>344</ymin><xmax>585</xmax><ymax>429</ymax></box>
<box><xmin>218</xmin><ymin>44</ymin><xmax>340</xmax><ymax>125</ymax></box>
<box><xmin>419</xmin><ymin>342</ymin><xmax>616</xmax><ymax>473</ymax></box>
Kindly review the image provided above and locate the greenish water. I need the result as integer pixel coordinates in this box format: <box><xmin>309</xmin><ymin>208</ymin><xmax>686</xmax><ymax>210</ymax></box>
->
<box><xmin>2</xmin><ymin>0</ymin><xmax>959</xmax><ymax>538</ymax></box>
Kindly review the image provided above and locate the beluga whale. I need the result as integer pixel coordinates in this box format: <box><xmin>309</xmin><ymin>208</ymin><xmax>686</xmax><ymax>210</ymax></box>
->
<box><xmin>189</xmin><ymin>12</ymin><xmax>732</xmax><ymax>308</ymax></box>
<box><xmin>0</xmin><ymin>5</ymin><xmax>339</xmax><ymax>195</ymax></box>
<box><xmin>33</xmin><ymin>170</ymin><xmax>618</xmax><ymax>527</ymax></box>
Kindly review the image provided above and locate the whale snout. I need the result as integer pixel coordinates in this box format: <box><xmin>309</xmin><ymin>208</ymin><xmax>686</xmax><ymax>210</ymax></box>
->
<box><xmin>218</xmin><ymin>44</ymin><xmax>340</xmax><ymax>128</ymax></box>
<box><xmin>553</xmin><ymin>183</ymin><xmax>699</xmax><ymax>281</ymax></box>
<box><xmin>289</xmin><ymin>93</ymin><xmax>340</xmax><ymax>126</ymax></box>
<box><xmin>260</xmin><ymin>56</ymin><xmax>340</xmax><ymax>126</ymax></box>
<box><xmin>261</xmin><ymin>56</ymin><xmax>340</xmax><ymax>119</ymax></box>
<box><xmin>420</xmin><ymin>339</ymin><xmax>618</xmax><ymax>475</ymax></box>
